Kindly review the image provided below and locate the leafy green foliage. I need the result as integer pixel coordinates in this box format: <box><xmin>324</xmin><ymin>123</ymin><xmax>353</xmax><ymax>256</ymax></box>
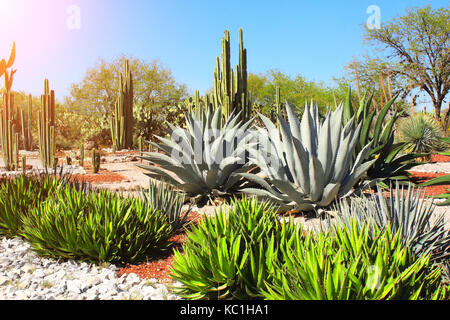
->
<box><xmin>363</xmin><ymin>5</ymin><xmax>449</xmax><ymax>121</ymax></box>
<box><xmin>0</xmin><ymin>174</ymin><xmax>71</xmax><ymax>237</ymax></box>
<box><xmin>262</xmin><ymin>219</ymin><xmax>447</xmax><ymax>300</ymax></box>
<box><xmin>22</xmin><ymin>186</ymin><xmax>174</xmax><ymax>263</ymax></box>
<box><xmin>241</xmin><ymin>101</ymin><xmax>375</xmax><ymax>213</ymax></box>
<box><xmin>170</xmin><ymin>197</ymin><xmax>289</xmax><ymax>300</ymax></box>
<box><xmin>138</xmin><ymin>107</ymin><xmax>255</xmax><ymax>202</ymax></box>
<box><xmin>248</xmin><ymin>70</ymin><xmax>345</xmax><ymax>117</ymax></box>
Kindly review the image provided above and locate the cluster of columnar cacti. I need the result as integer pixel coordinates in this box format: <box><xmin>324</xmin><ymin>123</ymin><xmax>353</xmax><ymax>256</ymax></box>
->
<box><xmin>0</xmin><ymin>42</ymin><xmax>19</xmax><ymax>171</ymax></box>
<box><xmin>188</xmin><ymin>29</ymin><xmax>251</xmax><ymax>122</ymax></box>
<box><xmin>38</xmin><ymin>79</ymin><xmax>56</xmax><ymax>168</ymax></box>
<box><xmin>20</xmin><ymin>94</ymin><xmax>33</xmax><ymax>151</ymax></box>
<box><xmin>111</xmin><ymin>59</ymin><xmax>134</xmax><ymax>151</ymax></box>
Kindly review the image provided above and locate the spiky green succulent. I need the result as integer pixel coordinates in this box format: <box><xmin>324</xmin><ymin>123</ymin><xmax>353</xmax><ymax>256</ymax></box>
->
<box><xmin>343</xmin><ymin>90</ymin><xmax>421</xmax><ymax>186</ymax></box>
<box><xmin>240</xmin><ymin>102</ymin><xmax>376</xmax><ymax>213</ymax></box>
<box><xmin>141</xmin><ymin>179</ymin><xmax>190</xmax><ymax>233</ymax></box>
<box><xmin>137</xmin><ymin>107</ymin><xmax>255</xmax><ymax>202</ymax></box>
<box><xmin>333</xmin><ymin>182</ymin><xmax>450</xmax><ymax>263</ymax></box>
<box><xmin>398</xmin><ymin>113</ymin><xmax>446</xmax><ymax>154</ymax></box>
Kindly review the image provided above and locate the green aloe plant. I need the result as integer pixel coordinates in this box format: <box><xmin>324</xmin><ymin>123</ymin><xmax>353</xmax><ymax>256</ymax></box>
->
<box><xmin>22</xmin><ymin>186</ymin><xmax>173</xmax><ymax>263</ymax></box>
<box><xmin>0</xmin><ymin>173</ymin><xmax>77</xmax><ymax>237</ymax></box>
<box><xmin>137</xmin><ymin>107</ymin><xmax>255</xmax><ymax>203</ymax></box>
<box><xmin>170</xmin><ymin>197</ymin><xmax>288</xmax><ymax>300</ymax></box>
<box><xmin>240</xmin><ymin>102</ymin><xmax>376</xmax><ymax>213</ymax></box>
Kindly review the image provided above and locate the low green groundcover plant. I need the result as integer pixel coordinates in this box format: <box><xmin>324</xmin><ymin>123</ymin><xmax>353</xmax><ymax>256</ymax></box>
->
<box><xmin>22</xmin><ymin>184</ymin><xmax>175</xmax><ymax>264</ymax></box>
<box><xmin>170</xmin><ymin>198</ymin><xmax>448</xmax><ymax>300</ymax></box>
<box><xmin>0</xmin><ymin>174</ymin><xmax>70</xmax><ymax>237</ymax></box>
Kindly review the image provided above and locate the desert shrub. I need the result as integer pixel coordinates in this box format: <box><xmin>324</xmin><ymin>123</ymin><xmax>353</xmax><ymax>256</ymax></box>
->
<box><xmin>262</xmin><ymin>219</ymin><xmax>447</xmax><ymax>300</ymax></box>
<box><xmin>0</xmin><ymin>174</ymin><xmax>71</xmax><ymax>237</ymax></box>
<box><xmin>22</xmin><ymin>185</ymin><xmax>174</xmax><ymax>263</ymax></box>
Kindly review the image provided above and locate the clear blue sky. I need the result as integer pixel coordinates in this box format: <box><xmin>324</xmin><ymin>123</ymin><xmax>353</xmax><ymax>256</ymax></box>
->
<box><xmin>0</xmin><ymin>0</ymin><xmax>447</xmax><ymax>103</ymax></box>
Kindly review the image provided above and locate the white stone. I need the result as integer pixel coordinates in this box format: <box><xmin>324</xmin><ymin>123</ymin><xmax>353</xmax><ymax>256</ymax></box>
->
<box><xmin>66</xmin><ymin>279</ymin><xmax>86</xmax><ymax>294</ymax></box>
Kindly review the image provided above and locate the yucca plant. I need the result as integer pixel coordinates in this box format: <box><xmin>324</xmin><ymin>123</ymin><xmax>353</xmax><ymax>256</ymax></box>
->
<box><xmin>137</xmin><ymin>107</ymin><xmax>255</xmax><ymax>203</ymax></box>
<box><xmin>262</xmin><ymin>219</ymin><xmax>447</xmax><ymax>300</ymax></box>
<box><xmin>170</xmin><ymin>197</ymin><xmax>290</xmax><ymax>300</ymax></box>
<box><xmin>240</xmin><ymin>102</ymin><xmax>376</xmax><ymax>213</ymax></box>
<box><xmin>0</xmin><ymin>173</ymin><xmax>73</xmax><ymax>237</ymax></box>
<box><xmin>22</xmin><ymin>186</ymin><xmax>174</xmax><ymax>263</ymax></box>
<box><xmin>140</xmin><ymin>179</ymin><xmax>190</xmax><ymax>233</ymax></box>
<box><xmin>333</xmin><ymin>182</ymin><xmax>450</xmax><ymax>264</ymax></box>
<box><xmin>398</xmin><ymin>113</ymin><xmax>447</xmax><ymax>156</ymax></box>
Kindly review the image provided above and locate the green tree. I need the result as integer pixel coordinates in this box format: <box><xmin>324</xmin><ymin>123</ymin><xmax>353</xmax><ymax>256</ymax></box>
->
<box><xmin>333</xmin><ymin>56</ymin><xmax>411</xmax><ymax>115</ymax></box>
<box><xmin>247</xmin><ymin>70</ymin><xmax>346</xmax><ymax>117</ymax></box>
<box><xmin>65</xmin><ymin>56</ymin><xmax>188</xmax><ymax>144</ymax></box>
<box><xmin>363</xmin><ymin>5</ymin><xmax>449</xmax><ymax>122</ymax></box>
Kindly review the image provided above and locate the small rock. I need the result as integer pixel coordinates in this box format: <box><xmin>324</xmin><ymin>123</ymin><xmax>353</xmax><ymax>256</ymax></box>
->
<box><xmin>66</xmin><ymin>279</ymin><xmax>86</xmax><ymax>294</ymax></box>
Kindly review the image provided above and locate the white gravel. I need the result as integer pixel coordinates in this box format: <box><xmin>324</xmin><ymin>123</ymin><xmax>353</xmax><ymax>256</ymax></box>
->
<box><xmin>0</xmin><ymin>236</ymin><xmax>182</xmax><ymax>300</ymax></box>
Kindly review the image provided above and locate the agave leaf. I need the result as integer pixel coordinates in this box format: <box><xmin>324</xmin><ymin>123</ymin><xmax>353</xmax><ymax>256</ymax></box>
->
<box><xmin>339</xmin><ymin>159</ymin><xmax>377</xmax><ymax>196</ymax></box>
<box><xmin>419</xmin><ymin>174</ymin><xmax>450</xmax><ymax>187</ymax></box>
<box><xmin>372</xmin><ymin>93</ymin><xmax>399</xmax><ymax>144</ymax></box>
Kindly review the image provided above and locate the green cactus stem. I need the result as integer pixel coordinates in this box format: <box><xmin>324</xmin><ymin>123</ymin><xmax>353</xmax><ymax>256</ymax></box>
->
<box><xmin>92</xmin><ymin>148</ymin><xmax>100</xmax><ymax>173</ymax></box>
<box><xmin>20</xmin><ymin>94</ymin><xmax>33</xmax><ymax>151</ymax></box>
<box><xmin>188</xmin><ymin>29</ymin><xmax>251</xmax><ymax>122</ymax></box>
<box><xmin>0</xmin><ymin>90</ymin><xmax>19</xmax><ymax>171</ymax></box>
<box><xmin>38</xmin><ymin>79</ymin><xmax>56</xmax><ymax>168</ymax></box>
<box><xmin>111</xmin><ymin>59</ymin><xmax>134</xmax><ymax>151</ymax></box>
<box><xmin>79</xmin><ymin>143</ymin><xmax>84</xmax><ymax>166</ymax></box>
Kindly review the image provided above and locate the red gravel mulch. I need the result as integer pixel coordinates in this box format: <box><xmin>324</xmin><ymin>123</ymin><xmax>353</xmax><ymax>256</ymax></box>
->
<box><xmin>69</xmin><ymin>164</ymin><xmax>127</xmax><ymax>184</ymax></box>
<box><xmin>408</xmin><ymin>171</ymin><xmax>450</xmax><ymax>196</ymax></box>
<box><xmin>431</xmin><ymin>154</ymin><xmax>450</xmax><ymax>163</ymax></box>
<box><xmin>117</xmin><ymin>211</ymin><xmax>203</xmax><ymax>283</ymax></box>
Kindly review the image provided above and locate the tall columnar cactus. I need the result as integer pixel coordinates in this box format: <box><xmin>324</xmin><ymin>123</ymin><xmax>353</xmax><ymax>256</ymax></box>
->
<box><xmin>111</xmin><ymin>59</ymin><xmax>134</xmax><ymax>151</ymax></box>
<box><xmin>0</xmin><ymin>91</ymin><xmax>19</xmax><ymax>171</ymax></box>
<box><xmin>92</xmin><ymin>148</ymin><xmax>100</xmax><ymax>173</ymax></box>
<box><xmin>79</xmin><ymin>142</ymin><xmax>84</xmax><ymax>166</ymax></box>
<box><xmin>20</xmin><ymin>94</ymin><xmax>33</xmax><ymax>151</ymax></box>
<box><xmin>189</xmin><ymin>29</ymin><xmax>251</xmax><ymax>122</ymax></box>
<box><xmin>38</xmin><ymin>79</ymin><xmax>56</xmax><ymax>168</ymax></box>
<box><xmin>211</xmin><ymin>29</ymin><xmax>250</xmax><ymax>122</ymax></box>
<box><xmin>0</xmin><ymin>43</ymin><xmax>19</xmax><ymax>171</ymax></box>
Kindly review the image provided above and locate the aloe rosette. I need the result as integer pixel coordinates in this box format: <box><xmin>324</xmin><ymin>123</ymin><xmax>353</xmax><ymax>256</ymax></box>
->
<box><xmin>240</xmin><ymin>102</ymin><xmax>376</xmax><ymax>212</ymax></box>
